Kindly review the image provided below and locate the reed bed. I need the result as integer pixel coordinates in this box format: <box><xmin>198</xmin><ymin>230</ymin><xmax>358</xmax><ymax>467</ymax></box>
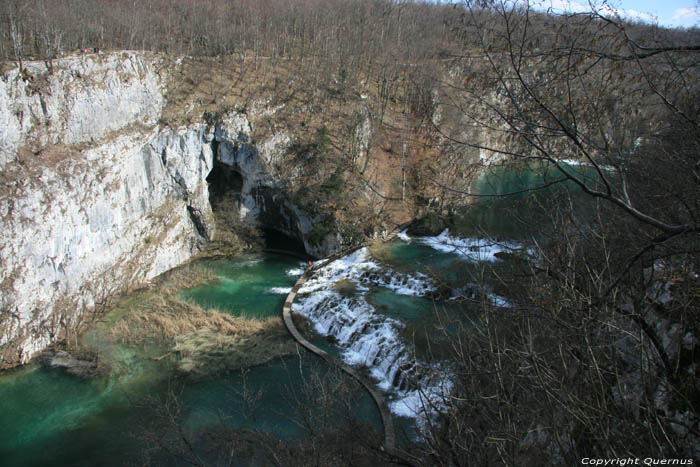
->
<box><xmin>103</xmin><ymin>260</ymin><xmax>296</xmax><ymax>375</ymax></box>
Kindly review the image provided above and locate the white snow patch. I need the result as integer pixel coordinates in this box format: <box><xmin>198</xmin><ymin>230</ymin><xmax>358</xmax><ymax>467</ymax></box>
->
<box><xmin>268</xmin><ymin>287</ymin><xmax>292</xmax><ymax>294</ymax></box>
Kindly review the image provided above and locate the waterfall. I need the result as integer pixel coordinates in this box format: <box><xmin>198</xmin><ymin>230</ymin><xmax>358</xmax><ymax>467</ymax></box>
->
<box><xmin>420</xmin><ymin>229</ymin><xmax>522</xmax><ymax>262</ymax></box>
<box><xmin>292</xmin><ymin>248</ymin><xmax>453</xmax><ymax>428</ymax></box>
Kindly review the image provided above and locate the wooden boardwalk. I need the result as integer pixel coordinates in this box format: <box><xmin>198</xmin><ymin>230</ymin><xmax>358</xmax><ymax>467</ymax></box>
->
<box><xmin>281</xmin><ymin>261</ymin><xmax>397</xmax><ymax>455</ymax></box>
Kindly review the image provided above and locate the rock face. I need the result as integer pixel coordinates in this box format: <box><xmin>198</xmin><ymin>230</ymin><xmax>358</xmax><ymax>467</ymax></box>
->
<box><xmin>38</xmin><ymin>349</ymin><xmax>109</xmax><ymax>379</ymax></box>
<box><xmin>0</xmin><ymin>52</ymin><xmax>327</xmax><ymax>369</ymax></box>
<box><xmin>0</xmin><ymin>52</ymin><xmax>165</xmax><ymax>170</ymax></box>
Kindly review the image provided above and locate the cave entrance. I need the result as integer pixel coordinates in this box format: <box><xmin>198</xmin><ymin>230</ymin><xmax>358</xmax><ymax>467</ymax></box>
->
<box><xmin>206</xmin><ymin>160</ymin><xmax>311</xmax><ymax>258</ymax></box>
<box><xmin>206</xmin><ymin>160</ymin><xmax>244</xmax><ymax>241</ymax></box>
<box><xmin>262</xmin><ymin>228</ymin><xmax>309</xmax><ymax>258</ymax></box>
<box><xmin>206</xmin><ymin>160</ymin><xmax>243</xmax><ymax>207</ymax></box>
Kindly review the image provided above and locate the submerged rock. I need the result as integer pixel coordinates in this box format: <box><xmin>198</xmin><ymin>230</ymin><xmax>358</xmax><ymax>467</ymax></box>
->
<box><xmin>38</xmin><ymin>349</ymin><xmax>110</xmax><ymax>379</ymax></box>
<box><xmin>173</xmin><ymin>324</ymin><xmax>296</xmax><ymax>378</ymax></box>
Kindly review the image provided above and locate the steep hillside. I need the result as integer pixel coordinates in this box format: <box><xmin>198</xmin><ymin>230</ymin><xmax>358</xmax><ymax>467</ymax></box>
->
<box><xmin>0</xmin><ymin>50</ymin><xmax>470</xmax><ymax>368</ymax></box>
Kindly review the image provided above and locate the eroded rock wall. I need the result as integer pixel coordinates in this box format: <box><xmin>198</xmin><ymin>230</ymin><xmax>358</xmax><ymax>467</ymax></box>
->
<box><xmin>0</xmin><ymin>122</ymin><xmax>219</xmax><ymax>367</ymax></box>
<box><xmin>0</xmin><ymin>53</ymin><xmax>217</xmax><ymax>368</ymax></box>
<box><xmin>0</xmin><ymin>52</ymin><xmax>165</xmax><ymax>169</ymax></box>
<box><xmin>0</xmin><ymin>52</ymin><xmax>337</xmax><ymax>368</ymax></box>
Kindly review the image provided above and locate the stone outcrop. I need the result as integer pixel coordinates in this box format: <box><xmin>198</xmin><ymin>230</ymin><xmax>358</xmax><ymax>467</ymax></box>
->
<box><xmin>0</xmin><ymin>52</ymin><xmax>335</xmax><ymax>369</ymax></box>
<box><xmin>0</xmin><ymin>52</ymin><xmax>165</xmax><ymax>170</ymax></box>
<box><xmin>0</xmin><ymin>122</ymin><xmax>215</xmax><ymax>368</ymax></box>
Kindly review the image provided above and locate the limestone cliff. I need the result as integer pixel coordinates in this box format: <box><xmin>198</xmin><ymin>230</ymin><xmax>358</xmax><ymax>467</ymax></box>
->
<box><xmin>0</xmin><ymin>52</ymin><xmax>165</xmax><ymax>170</ymax></box>
<box><xmin>0</xmin><ymin>52</ymin><xmax>329</xmax><ymax>368</ymax></box>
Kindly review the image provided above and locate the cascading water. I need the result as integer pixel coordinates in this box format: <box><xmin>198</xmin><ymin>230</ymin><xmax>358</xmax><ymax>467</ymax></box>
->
<box><xmin>292</xmin><ymin>247</ymin><xmax>454</xmax><ymax>428</ymax></box>
<box><xmin>291</xmin><ymin>224</ymin><xmax>532</xmax><ymax>429</ymax></box>
<box><xmin>290</xmin><ymin>161</ymin><xmax>598</xmax><ymax>430</ymax></box>
<box><xmin>419</xmin><ymin>228</ymin><xmax>522</xmax><ymax>262</ymax></box>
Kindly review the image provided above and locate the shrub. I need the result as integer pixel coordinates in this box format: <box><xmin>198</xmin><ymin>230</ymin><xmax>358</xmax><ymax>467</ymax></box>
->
<box><xmin>322</xmin><ymin>166</ymin><xmax>345</xmax><ymax>196</ymax></box>
<box><xmin>333</xmin><ymin>279</ymin><xmax>357</xmax><ymax>297</ymax></box>
<box><xmin>307</xmin><ymin>222</ymin><xmax>330</xmax><ymax>246</ymax></box>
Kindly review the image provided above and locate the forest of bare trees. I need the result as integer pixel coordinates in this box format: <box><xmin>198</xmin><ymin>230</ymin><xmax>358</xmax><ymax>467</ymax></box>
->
<box><xmin>412</xmin><ymin>2</ymin><xmax>700</xmax><ymax>465</ymax></box>
<box><xmin>0</xmin><ymin>0</ymin><xmax>454</xmax><ymax>73</ymax></box>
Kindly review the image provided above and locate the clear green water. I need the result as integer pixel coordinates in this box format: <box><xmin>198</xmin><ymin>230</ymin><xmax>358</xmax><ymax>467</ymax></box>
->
<box><xmin>371</xmin><ymin>161</ymin><xmax>604</xmax><ymax>356</ymax></box>
<box><xmin>0</xmin><ymin>253</ymin><xmax>345</xmax><ymax>466</ymax></box>
<box><xmin>462</xmin><ymin>162</ymin><xmax>599</xmax><ymax>239</ymax></box>
<box><xmin>179</xmin><ymin>254</ymin><xmax>300</xmax><ymax>318</ymax></box>
<box><xmin>380</xmin><ymin>240</ymin><xmax>473</xmax><ymax>280</ymax></box>
<box><xmin>0</xmin><ymin>359</ymin><xmax>165</xmax><ymax>466</ymax></box>
<box><xmin>368</xmin><ymin>287</ymin><xmax>435</xmax><ymax>322</ymax></box>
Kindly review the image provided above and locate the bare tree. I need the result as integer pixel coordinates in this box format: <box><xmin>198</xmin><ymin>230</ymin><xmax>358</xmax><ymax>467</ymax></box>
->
<box><xmin>413</xmin><ymin>1</ymin><xmax>700</xmax><ymax>463</ymax></box>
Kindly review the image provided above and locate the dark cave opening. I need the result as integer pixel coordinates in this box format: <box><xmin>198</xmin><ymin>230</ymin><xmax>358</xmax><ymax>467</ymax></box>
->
<box><xmin>262</xmin><ymin>228</ymin><xmax>310</xmax><ymax>258</ymax></box>
<box><xmin>205</xmin><ymin>159</ymin><xmax>246</xmax><ymax>246</ymax></box>
<box><xmin>206</xmin><ymin>160</ymin><xmax>243</xmax><ymax>206</ymax></box>
<box><xmin>206</xmin><ymin>160</ymin><xmax>311</xmax><ymax>258</ymax></box>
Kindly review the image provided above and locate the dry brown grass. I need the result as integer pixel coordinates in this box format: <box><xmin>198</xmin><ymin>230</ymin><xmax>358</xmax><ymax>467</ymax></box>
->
<box><xmin>108</xmin><ymin>295</ymin><xmax>297</xmax><ymax>375</ymax></box>
<box><xmin>157</xmin><ymin>263</ymin><xmax>220</xmax><ymax>297</ymax></box>
<box><xmin>103</xmin><ymin>260</ymin><xmax>296</xmax><ymax>374</ymax></box>
<box><xmin>368</xmin><ymin>241</ymin><xmax>394</xmax><ymax>262</ymax></box>
<box><xmin>110</xmin><ymin>296</ymin><xmax>270</xmax><ymax>343</ymax></box>
<box><xmin>208</xmin><ymin>196</ymin><xmax>262</xmax><ymax>252</ymax></box>
<box><xmin>173</xmin><ymin>319</ymin><xmax>295</xmax><ymax>375</ymax></box>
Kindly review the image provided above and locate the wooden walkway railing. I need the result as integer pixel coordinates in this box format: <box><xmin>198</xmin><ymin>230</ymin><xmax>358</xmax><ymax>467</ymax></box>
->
<box><xmin>278</xmin><ymin>224</ymin><xmax>413</xmax><ymax>457</ymax></box>
<box><xmin>281</xmin><ymin>250</ymin><xmax>397</xmax><ymax>455</ymax></box>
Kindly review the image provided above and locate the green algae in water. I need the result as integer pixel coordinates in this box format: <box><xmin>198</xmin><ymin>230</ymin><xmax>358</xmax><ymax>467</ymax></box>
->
<box><xmin>180</xmin><ymin>253</ymin><xmax>302</xmax><ymax>319</ymax></box>
<box><xmin>0</xmin><ymin>364</ymin><xmax>155</xmax><ymax>467</ymax></box>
